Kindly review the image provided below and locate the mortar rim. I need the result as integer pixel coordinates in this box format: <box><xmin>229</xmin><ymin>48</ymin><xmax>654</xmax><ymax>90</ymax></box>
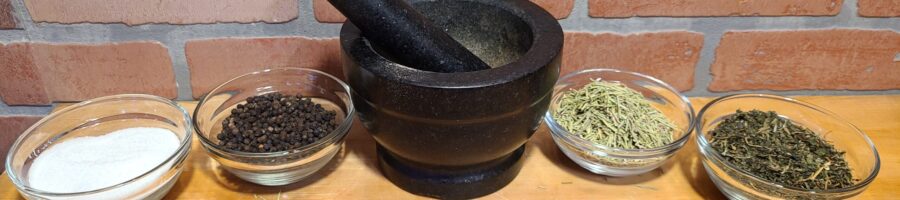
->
<box><xmin>339</xmin><ymin>0</ymin><xmax>563</xmax><ymax>89</ymax></box>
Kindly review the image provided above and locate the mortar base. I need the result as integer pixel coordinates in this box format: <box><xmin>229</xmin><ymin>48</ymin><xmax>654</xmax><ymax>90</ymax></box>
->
<box><xmin>377</xmin><ymin>144</ymin><xmax>525</xmax><ymax>199</ymax></box>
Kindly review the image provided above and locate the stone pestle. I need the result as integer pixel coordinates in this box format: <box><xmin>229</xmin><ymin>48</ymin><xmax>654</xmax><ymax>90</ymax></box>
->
<box><xmin>327</xmin><ymin>0</ymin><xmax>491</xmax><ymax>73</ymax></box>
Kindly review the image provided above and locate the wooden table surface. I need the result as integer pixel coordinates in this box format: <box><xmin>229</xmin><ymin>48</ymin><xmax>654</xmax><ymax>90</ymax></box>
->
<box><xmin>1</xmin><ymin>95</ymin><xmax>898</xmax><ymax>199</ymax></box>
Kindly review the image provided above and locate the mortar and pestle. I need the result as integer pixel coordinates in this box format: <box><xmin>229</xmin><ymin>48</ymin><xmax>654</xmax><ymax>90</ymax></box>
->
<box><xmin>331</xmin><ymin>0</ymin><xmax>562</xmax><ymax>198</ymax></box>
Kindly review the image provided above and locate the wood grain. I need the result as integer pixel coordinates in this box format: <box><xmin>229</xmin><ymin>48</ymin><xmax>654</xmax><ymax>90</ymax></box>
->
<box><xmin>1</xmin><ymin>96</ymin><xmax>897</xmax><ymax>199</ymax></box>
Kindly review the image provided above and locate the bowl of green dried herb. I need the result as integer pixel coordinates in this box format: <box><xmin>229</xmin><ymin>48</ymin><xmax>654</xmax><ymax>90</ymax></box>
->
<box><xmin>696</xmin><ymin>94</ymin><xmax>880</xmax><ymax>199</ymax></box>
<box><xmin>544</xmin><ymin>68</ymin><xmax>695</xmax><ymax>176</ymax></box>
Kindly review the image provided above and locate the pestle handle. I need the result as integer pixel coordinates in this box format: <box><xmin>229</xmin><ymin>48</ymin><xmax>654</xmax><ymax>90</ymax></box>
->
<box><xmin>328</xmin><ymin>0</ymin><xmax>492</xmax><ymax>73</ymax></box>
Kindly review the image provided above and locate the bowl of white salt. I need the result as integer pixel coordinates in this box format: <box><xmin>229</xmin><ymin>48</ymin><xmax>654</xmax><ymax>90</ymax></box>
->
<box><xmin>5</xmin><ymin>94</ymin><xmax>193</xmax><ymax>200</ymax></box>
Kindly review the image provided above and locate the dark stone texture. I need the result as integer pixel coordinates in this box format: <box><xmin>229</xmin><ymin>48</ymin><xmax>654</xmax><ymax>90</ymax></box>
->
<box><xmin>327</xmin><ymin>0</ymin><xmax>490</xmax><ymax>73</ymax></box>
<box><xmin>0</xmin><ymin>0</ymin><xmax>16</xmax><ymax>29</ymax></box>
<box><xmin>378</xmin><ymin>145</ymin><xmax>526</xmax><ymax>199</ymax></box>
<box><xmin>341</xmin><ymin>0</ymin><xmax>563</xmax><ymax>198</ymax></box>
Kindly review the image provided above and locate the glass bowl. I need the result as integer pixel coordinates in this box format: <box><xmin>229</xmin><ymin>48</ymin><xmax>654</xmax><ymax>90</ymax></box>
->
<box><xmin>544</xmin><ymin>68</ymin><xmax>695</xmax><ymax>176</ymax></box>
<box><xmin>193</xmin><ymin>68</ymin><xmax>354</xmax><ymax>186</ymax></box>
<box><xmin>5</xmin><ymin>94</ymin><xmax>193</xmax><ymax>199</ymax></box>
<box><xmin>695</xmin><ymin>94</ymin><xmax>880</xmax><ymax>199</ymax></box>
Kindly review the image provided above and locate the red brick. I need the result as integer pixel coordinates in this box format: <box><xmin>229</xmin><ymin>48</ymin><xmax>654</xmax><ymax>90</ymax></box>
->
<box><xmin>531</xmin><ymin>0</ymin><xmax>575</xmax><ymax>19</ymax></box>
<box><xmin>0</xmin><ymin>0</ymin><xmax>16</xmax><ymax>29</ymax></box>
<box><xmin>313</xmin><ymin>0</ymin><xmax>573</xmax><ymax>23</ymax></box>
<box><xmin>35</xmin><ymin>42</ymin><xmax>177</xmax><ymax>101</ymax></box>
<box><xmin>0</xmin><ymin>44</ymin><xmax>50</xmax><ymax>105</ymax></box>
<box><xmin>0</xmin><ymin>116</ymin><xmax>43</xmax><ymax>170</ymax></box>
<box><xmin>710</xmin><ymin>29</ymin><xmax>900</xmax><ymax>91</ymax></box>
<box><xmin>0</xmin><ymin>42</ymin><xmax>177</xmax><ymax>105</ymax></box>
<box><xmin>23</xmin><ymin>0</ymin><xmax>298</xmax><ymax>25</ymax></box>
<box><xmin>859</xmin><ymin>0</ymin><xmax>900</xmax><ymax>17</ymax></box>
<box><xmin>562</xmin><ymin>32</ymin><xmax>704</xmax><ymax>91</ymax></box>
<box><xmin>589</xmin><ymin>0</ymin><xmax>842</xmax><ymax>17</ymax></box>
<box><xmin>313</xmin><ymin>0</ymin><xmax>344</xmax><ymax>23</ymax></box>
<box><xmin>186</xmin><ymin>37</ymin><xmax>341</xmax><ymax>99</ymax></box>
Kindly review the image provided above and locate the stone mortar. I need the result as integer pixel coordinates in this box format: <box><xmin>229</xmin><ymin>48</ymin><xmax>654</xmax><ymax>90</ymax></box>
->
<box><xmin>340</xmin><ymin>0</ymin><xmax>562</xmax><ymax>198</ymax></box>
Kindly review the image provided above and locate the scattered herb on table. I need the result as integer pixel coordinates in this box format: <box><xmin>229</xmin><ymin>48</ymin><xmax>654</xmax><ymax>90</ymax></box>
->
<box><xmin>217</xmin><ymin>92</ymin><xmax>337</xmax><ymax>153</ymax></box>
<box><xmin>709</xmin><ymin>110</ymin><xmax>853</xmax><ymax>190</ymax></box>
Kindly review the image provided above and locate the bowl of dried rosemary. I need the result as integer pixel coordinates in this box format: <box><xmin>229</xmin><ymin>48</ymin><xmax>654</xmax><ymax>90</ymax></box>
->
<box><xmin>695</xmin><ymin>94</ymin><xmax>880</xmax><ymax>199</ymax></box>
<box><xmin>544</xmin><ymin>68</ymin><xmax>695</xmax><ymax>176</ymax></box>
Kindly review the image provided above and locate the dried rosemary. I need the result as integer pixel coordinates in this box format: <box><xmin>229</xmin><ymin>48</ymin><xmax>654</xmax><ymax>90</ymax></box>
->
<box><xmin>709</xmin><ymin>110</ymin><xmax>854</xmax><ymax>190</ymax></box>
<box><xmin>555</xmin><ymin>80</ymin><xmax>676</xmax><ymax>149</ymax></box>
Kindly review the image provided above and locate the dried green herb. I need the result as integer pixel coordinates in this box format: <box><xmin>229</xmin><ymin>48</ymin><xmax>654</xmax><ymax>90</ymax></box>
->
<box><xmin>555</xmin><ymin>80</ymin><xmax>676</xmax><ymax>149</ymax></box>
<box><xmin>709</xmin><ymin>110</ymin><xmax>853</xmax><ymax>190</ymax></box>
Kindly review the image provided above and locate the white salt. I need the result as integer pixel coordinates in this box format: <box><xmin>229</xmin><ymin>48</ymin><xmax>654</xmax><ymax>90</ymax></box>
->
<box><xmin>28</xmin><ymin>127</ymin><xmax>181</xmax><ymax>194</ymax></box>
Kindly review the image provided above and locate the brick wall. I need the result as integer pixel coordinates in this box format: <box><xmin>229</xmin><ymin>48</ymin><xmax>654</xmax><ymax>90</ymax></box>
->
<box><xmin>0</xmin><ymin>0</ymin><xmax>898</xmax><ymax>152</ymax></box>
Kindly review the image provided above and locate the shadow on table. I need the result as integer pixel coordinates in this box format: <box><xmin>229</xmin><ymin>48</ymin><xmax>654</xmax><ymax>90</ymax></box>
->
<box><xmin>532</xmin><ymin>123</ymin><xmax>727</xmax><ymax>199</ymax></box>
<box><xmin>191</xmin><ymin>144</ymin><xmax>349</xmax><ymax>196</ymax></box>
<box><xmin>342</xmin><ymin>118</ymin><xmax>381</xmax><ymax>174</ymax></box>
<box><xmin>531</xmin><ymin>125</ymin><xmax>666</xmax><ymax>185</ymax></box>
<box><xmin>161</xmin><ymin>158</ymin><xmax>196</xmax><ymax>199</ymax></box>
<box><xmin>677</xmin><ymin>138</ymin><xmax>727</xmax><ymax>199</ymax></box>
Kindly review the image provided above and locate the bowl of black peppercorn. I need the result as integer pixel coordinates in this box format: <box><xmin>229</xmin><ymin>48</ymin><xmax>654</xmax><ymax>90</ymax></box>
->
<box><xmin>193</xmin><ymin>68</ymin><xmax>354</xmax><ymax>186</ymax></box>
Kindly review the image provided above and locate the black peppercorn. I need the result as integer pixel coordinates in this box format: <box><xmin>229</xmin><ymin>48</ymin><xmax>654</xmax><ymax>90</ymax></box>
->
<box><xmin>216</xmin><ymin>92</ymin><xmax>338</xmax><ymax>153</ymax></box>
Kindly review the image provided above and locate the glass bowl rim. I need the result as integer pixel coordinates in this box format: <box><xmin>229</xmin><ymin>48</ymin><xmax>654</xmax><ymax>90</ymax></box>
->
<box><xmin>5</xmin><ymin>94</ymin><xmax>194</xmax><ymax>196</ymax></box>
<box><xmin>544</xmin><ymin>68</ymin><xmax>696</xmax><ymax>158</ymax></box>
<box><xmin>695</xmin><ymin>93</ymin><xmax>881</xmax><ymax>194</ymax></box>
<box><xmin>192</xmin><ymin>67</ymin><xmax>356</xmax><ymax>158</ymax></box>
